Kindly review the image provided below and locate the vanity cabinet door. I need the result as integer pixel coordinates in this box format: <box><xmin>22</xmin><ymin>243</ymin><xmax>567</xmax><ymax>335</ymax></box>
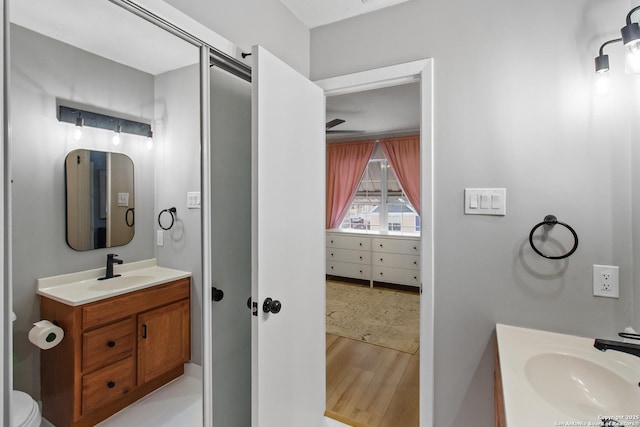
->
<box><xmin>137</xmin><ymin>299</ymin><xmax>190</xmax><ymax>384</ymax></box>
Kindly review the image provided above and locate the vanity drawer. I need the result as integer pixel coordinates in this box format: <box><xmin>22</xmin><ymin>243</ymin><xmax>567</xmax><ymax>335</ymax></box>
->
<box><xmin>83</xmin><ymin>317</ymin><xmax>135</xmax><ymax>373</ymax></box>
<box><xmin>326</xmin><ymin>247</ymin><xmax>371</xmax><ymax>265</ymax></box>
<box><xmin>371</xmin><ymin>237</ymin><xmax>420</xmax><ymax>255</ymax></box>
<box><xmin>82</xmin><ymin>356</ymin><xmax>135</xmax><ymax>415</ymax></box>
<box><xmin>82</xmin><ymin>278</ymin><xmax>190</xmax><ymax>329</ymax></box>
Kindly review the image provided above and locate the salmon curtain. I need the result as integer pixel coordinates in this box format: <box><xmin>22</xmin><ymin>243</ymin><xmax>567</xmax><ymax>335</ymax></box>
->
<box><xmin>380</xmin><ymin>136</ymin><xmax>421</xmax><ymax>216</ymax></box>
<box><xmin>326</xmin><ymin>141</ymin><xmax>376</xmax><ymax>229</ymax></box>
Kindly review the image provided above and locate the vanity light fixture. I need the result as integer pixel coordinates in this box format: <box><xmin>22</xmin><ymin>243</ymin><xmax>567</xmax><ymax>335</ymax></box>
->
<box><xmin>58</xmin><ymin>104</ymin><xmax>152</xmax><ymax>146</ymax></box>
<box><xmin>594</xmin><ymin>4</ymin><xmax>640</xmax><ymax>91</ymax></box>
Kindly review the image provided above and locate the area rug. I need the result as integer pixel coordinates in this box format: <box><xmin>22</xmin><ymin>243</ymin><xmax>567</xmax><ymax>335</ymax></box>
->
<box><xmin>326</xmin><ymin>280</ymin><xmax>420</xmax><ymax>354</ymax></box>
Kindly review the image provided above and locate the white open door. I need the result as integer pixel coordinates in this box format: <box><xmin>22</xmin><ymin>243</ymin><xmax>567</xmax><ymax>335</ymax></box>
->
<box><xmin>250</xmin><ymin>46</ymin><xmax>326</xmax><ymax>427</ymax></box>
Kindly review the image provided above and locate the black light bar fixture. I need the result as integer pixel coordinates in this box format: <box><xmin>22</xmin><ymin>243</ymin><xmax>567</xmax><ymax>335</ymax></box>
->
<box><xmin>58</xmin><ymin>105</ymin><xmax>152</xmax><ymax>140</ymax></box>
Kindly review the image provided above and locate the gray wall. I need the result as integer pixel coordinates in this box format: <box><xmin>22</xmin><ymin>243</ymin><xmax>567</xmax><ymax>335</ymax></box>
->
<box><xmin>311</xmin><ymin>0</ymin><xmax>637</xmax><ymax>425</ymax></box>
<box><xmin>153</xmin><ymin>63</ymin><xmax>203</xmax><ymax>365</ymax></box>
<box><xmin>10</xmin><ymin>25</ymin><xmax>156</xmax><ymax>398</ymax></box>
<box><xmin>164</xmin><ymin>0</ymin><xmax>310</xmax><ymax>77</ymax></box>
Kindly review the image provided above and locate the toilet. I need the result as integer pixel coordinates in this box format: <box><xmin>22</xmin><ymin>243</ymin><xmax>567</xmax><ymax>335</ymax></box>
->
<box><xmin>11</xmin><ymin>312</ymin><xmax>42</xmax><ymax>427</ymax></box>
<box><xmin>12</xmin><ymin>390</ymin><xmax>41</xmax><ymax>427</ymax></box>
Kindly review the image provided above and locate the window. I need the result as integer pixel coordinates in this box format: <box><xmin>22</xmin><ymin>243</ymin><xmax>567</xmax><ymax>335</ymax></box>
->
<box><xmin>340</xmin><ymin>145</ymin><xmax>420</xmax><ymax>234</ymax></box>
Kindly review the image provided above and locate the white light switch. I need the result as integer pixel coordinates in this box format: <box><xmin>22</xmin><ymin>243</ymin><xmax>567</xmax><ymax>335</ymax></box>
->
<box><xmin>187</xmin><ymin>192</ymin><xmax>201</xmax><ymax>209</ymax></box>
<box><xmin>117</xmin><ymin>193</ymin><xmax>129</xmax><ymax>207</ymax></box>
<box><xmin>464</xmin><ymin>188</ymin><xmax>506</xmax><ymax>216</ymax></box>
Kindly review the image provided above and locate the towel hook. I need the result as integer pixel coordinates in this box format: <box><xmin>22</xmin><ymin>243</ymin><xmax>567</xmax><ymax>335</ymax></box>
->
<box><xmin>528</xmin><ymin>215</ymin><xmax>578</xmax><ymax>259</ymax></box>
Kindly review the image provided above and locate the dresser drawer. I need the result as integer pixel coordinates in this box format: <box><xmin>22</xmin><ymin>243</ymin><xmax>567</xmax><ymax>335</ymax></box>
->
<box><xmin>372</xmin><ymin>266</ymin><xmax>420</xmax><ymax>287</ymax></box>
<box><xmin>327</xmin><ymin>261</ymin><xmax>371</xmax><ymax>280</ymax></box>
<box><xmin>83</xmin><ymin>317</ymin><xmax>135</xmax><ymax>373</ymax></box>
<box><xmin>372</xmin><ymin>253</ymin><xmax>420</xmax><ymax>270</ymax></box>
<box><xmin>371</xmin><ymin>237</ymin><xmax>420</xmax><ymax>255</ymax></box>
<box><xmin>326</xmin><ymin>234</ymin><xmax>371</xmax><ymax>251</ymax></box>
<box><xmin>326</xmin><ymin>247</ymin><xmax>371</xmax><ymax>265</ymax></box>
<box><xmin>82</xmin><ymin>356</ymin><xmax>135</xmax><ymax>415</ymax></box>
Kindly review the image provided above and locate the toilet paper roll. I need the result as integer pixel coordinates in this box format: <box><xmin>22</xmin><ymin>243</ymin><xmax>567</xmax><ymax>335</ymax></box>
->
<box><xmin>28</xmin><ymin>320</ymin><xmax>64</xmax><ymax>350</ymax></box>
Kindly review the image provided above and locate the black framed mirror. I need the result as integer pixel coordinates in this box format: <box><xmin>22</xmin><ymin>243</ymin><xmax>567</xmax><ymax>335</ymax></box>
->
<box><xmin>65</xmin><ymin>149</ymin><xmax>134</xmax><ymax>250</ymax></box>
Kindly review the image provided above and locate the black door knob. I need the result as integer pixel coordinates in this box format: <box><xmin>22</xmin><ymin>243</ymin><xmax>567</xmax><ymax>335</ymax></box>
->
<box><xmin>212</xmin><ymin>287</ymin><xmax>224</xmax><ymax>302</ymax></box>
<box><xmin>262</xmin><ymin>297</ymin><xmax>282</xmax><ymax>314</ymax></box>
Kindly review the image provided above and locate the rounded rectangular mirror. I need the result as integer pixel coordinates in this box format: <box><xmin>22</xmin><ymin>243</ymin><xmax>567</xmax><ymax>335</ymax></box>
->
<box><xmin>65</xmin><ymin>149</ymin><xmax>134</xmax><ymax>250</ymax></box>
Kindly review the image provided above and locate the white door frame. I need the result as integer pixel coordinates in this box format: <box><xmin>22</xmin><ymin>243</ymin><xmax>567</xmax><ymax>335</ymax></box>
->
<box><xmin>314</xmin><ymin>58</ymin><xmax>434</xmax><ymax>427</ymax></box>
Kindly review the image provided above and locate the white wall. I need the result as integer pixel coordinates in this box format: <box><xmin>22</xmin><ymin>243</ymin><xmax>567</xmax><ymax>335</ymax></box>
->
<box><xmin>163</xmin><ymin>0</ymin><xmax>310</xmax><ymax>77</ymax></box>
<box><xmin>153</xmin><ymin>63</ymin><xmax>203</xmax><ymax>365</ymax></box>
<box><xmin>10</xmin><ymin>25</ymin><xmax>156</xmax><ymax>397</ymax></box>
<box><xmin>312</xmin><ymin>0</ymin><xmax>636</xmax><ymax>425</ymax></box>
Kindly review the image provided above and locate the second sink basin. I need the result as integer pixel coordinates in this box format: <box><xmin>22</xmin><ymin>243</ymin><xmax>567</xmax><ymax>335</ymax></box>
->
<box><xmin>525</xmin><ymin>352</ymin><xmax>640</xmax><ymax>419</ymax></box>
<box><xmin>87</xmin><ymin>275</ymin><xmax>157</xmax><ymax>291</ymax></box>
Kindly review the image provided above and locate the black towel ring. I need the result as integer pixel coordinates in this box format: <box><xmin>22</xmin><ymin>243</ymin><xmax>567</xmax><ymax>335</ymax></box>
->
<box><xmin>158</xmin><ymin>207</ymin><xmax>177</xmax><ymax>230</ymax></box>
<box><xmin>125</xmin><ymin>208</ymin><xmax>135</xmax><ymax>228</ymax></box>
<box><xmin>528</xmin><ymin>215</ymin><xmax>578</xmax><ymax>260</ymax></box>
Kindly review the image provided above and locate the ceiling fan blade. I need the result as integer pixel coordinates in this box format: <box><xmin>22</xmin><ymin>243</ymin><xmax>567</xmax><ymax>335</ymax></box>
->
<box><xmin>326</xmin><ymin>118</ymin><xmax>346</xmax><ymax>129</ymax></box>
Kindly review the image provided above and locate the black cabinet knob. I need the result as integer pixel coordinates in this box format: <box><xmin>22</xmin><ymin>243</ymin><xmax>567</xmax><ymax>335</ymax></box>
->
<box><xmin>263</xmin><ymin>297</ymin><xmax>282</xmax><ymax>314</ymax></box>
<box><xmin>212</xmin><ymin>287</ymin><xmax>224</xmax><ymax>302</ymax></box>
<box><xmin>107</xmin><ymin>381</ymin><xmax>115</xmax><ymax>389</ymax></box>
<box><xmin>107</xmin><ymin>341</ymin><xmax>116</xmax><ymax>348</ymax></box>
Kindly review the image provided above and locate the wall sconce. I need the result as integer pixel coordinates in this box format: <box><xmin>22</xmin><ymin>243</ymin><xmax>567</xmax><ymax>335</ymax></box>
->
<box><xmin>58</xmin><ymin>105</ymin><xmax>152</xmax><ymax>147</ymax></box>
<box><xmin>594</xmin><ymin>38</ymin><xmax>622</xmax><ymax>95</ymax></box>
<box><xmin>594</xmin><ymin>5</ymin><xmax>640</xmax><ymax>80</ymax></box>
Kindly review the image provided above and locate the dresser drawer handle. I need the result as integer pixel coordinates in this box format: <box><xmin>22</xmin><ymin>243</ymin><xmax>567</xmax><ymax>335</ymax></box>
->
<box><xmin>331</xmin><ymin>266</ymin><xmax>334</xmax><ymax>270</ymax></box>
<box><xmin>379</xmin><ymin>244</ymin><xmax>383</xmax><ymax>248</ymax></box>
<box><xmin>330</xmin><ymin>240</ymin><xmax>334</xmax><ymax>244</ymax></box>
<box><xmin>413</xmin><ymin>261</ymin><xmax>417</xmax><ymax>265</ymax></box>
<box><xmin>413</xmin><ymin>246</ymin><xmax>417</xmax><ymax>251</ymax></box>
<box><xmin>330</xmin><ymin>253</ymin><xmax>334</xmax><ymax>257</ymax></box>
<box><xmin>107</xmin><ymin>341</ymin><xmax>116</xmax><ymax>348</ymax></box>
<box><xmin>414</xmin><ymin>276</ymin><xmax>418</xmax><ymax>280</ymax></box>
<box><xmin>359</xmin><ymin>243</ymin><xmax>363</xmax><ymax>247</ymax></box>
<box><xmin>107</xmin><ymin>381</ymin><xmax>115</xmax><ymax>389</ymax></box>
<box><xmin>379</xmin><ymin>272</ymin><xmax>384</xmax><ymax>276</ymax></box>
<box><xmin>380</xmin><ymin>258</ymin><xmax>383</xmax><ymax>262</ymax></box>
<box><xmin>359</xmin><ymin>270</ymin><xmax>363</xmax><ymax>274</ymax></box>
<box><xmin>359</xmin><ymin>256</ymin><xmax>363</xmax><ymax>260</ymax></box>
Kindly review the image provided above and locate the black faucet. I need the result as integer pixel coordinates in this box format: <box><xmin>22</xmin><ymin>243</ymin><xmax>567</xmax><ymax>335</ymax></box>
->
<box><xmin>594</xmin><ymin>338</ymin><xmax>640</xmax><ymax>358</ymax></box>
<box><xmin>98</xmin><ymin>254</ymin><xmax>123</xmax><ymax>280</ymax></box>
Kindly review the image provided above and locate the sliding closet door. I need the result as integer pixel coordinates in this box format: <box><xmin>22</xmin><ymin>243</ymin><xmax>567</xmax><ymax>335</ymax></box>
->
<box><xmin>210</xmin><ymin>66</ymin><xmax>252</xmax><ymax>427</ymax></box>
<box><xmin>251</xmin><ymin>46</ymin><xmax>326</xmax><ymax>427</ymax></box>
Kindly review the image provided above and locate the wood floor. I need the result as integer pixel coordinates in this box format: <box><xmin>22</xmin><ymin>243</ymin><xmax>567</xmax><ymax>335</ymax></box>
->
<box><xmin>325</xmin><ymin>333</ymin><xmax>419</xmax><ymax>427</ymax></box>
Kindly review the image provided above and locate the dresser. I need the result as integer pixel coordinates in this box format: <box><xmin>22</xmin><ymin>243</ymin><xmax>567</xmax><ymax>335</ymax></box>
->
<box><xmin>40</xmin><ymin>277</ymin><xmax>191</xmax><ymax>427</ymax></box>
<box><xmin>326</xmin><ymin>231</ymin><xmax>420</xmax><ymax>288</ymax></box>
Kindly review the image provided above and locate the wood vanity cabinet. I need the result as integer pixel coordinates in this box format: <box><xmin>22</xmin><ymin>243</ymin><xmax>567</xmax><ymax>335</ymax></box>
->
<box><xmin>39</xmin><ymin>278</ymin><xmax>191</xmax><ymax>427</ymax></box>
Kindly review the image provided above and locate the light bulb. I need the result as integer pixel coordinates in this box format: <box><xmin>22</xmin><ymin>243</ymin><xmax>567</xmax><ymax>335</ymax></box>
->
<box><xmin>595</xmin><ymin>71</ymin><xmax>611</xmax><ymax>96</ymax></box>
<box><xmin>625</xmin><ymin>41</ymin><xmax>640</xmax><ymax>74</ymax></box>
<box><xmin>74</xmin><ymin>117</ymin><xmax>83</xmax><ymax>141</ymax></box>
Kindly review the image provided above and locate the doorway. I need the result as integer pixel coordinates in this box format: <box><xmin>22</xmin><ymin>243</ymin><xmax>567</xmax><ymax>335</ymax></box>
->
<box><xmin>316</xmin><ymin>59</ymin><xmax>434</xmax><ymax>427</ymax></box>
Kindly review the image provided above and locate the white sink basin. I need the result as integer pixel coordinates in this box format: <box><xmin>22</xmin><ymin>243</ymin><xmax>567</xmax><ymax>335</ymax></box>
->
<box><xmin>37</xmin><ymin>259</ymin><xmax>191</xmax><ymax>305</ymax></box>
<box><xmin>497</xmin><ymin>324</ymin><xmax>640</xmax><ymax>426</ymax></box>
<box><xmin>525</xmin><ymin>352</ymin><xmax>640</xmax><ymax>419</ymax></box>
<box><xmin>87</xmin><ymin>275</ymin><xmax>157</xmax><ymax>291</ymax></box>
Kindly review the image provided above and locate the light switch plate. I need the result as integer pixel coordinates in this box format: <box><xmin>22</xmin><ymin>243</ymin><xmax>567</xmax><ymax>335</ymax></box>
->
<box><xmin>187</xmin><ymin>192</ymin><xmax>201</xmax><ymax>209</ymax></box>
<box><xmin>117</xmin><ymin>192</ymin><xmax>129</xmax><ymax>207</ymax></box>
<box><xmin>464</xmin><ymin>188</ymin><xmax>506</xmax><ymax>215</ymax></box>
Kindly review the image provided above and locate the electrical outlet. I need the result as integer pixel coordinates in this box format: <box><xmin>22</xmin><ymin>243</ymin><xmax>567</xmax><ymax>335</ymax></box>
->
<box><xmin>593</xmin><ymin>265</ymin><xmax>619</xmax><ymax>298</ymax></box>
<box><xmin>156</xmin><ymin>230</ymin><xmax>164</xmax><ymax>247</ymax></box>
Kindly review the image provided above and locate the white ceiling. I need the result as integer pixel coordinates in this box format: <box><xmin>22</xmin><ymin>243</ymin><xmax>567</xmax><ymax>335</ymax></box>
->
<box><xmin>10</xmin><ymin>1</ymin><xmax>419</xmax><ymax>138</ymax></box>
<box><xmin>10</xmin><ymin>0</ymin><xmax>199</xmax><ymax>75</ymax></box>
<box><xmin>326</xmin><ymin>82</ymin><xmax>420</xmax><ymax>141</ymax></box>
<box><xmin>279</xmin><ymin>0</ymin><xmax>413</xmax><ymax>28</ymax></box>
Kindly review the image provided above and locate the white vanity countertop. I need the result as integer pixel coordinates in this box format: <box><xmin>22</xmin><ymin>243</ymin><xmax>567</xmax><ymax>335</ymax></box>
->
<box><xmin>496</xmin><ymin>324</ymin><xmax>640</xmax><ymax>427</ymax></box>
<box><xmin>37</xmin><ymin>258</ymin><xmax>191</xmax><ymax>306</ymax></box>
